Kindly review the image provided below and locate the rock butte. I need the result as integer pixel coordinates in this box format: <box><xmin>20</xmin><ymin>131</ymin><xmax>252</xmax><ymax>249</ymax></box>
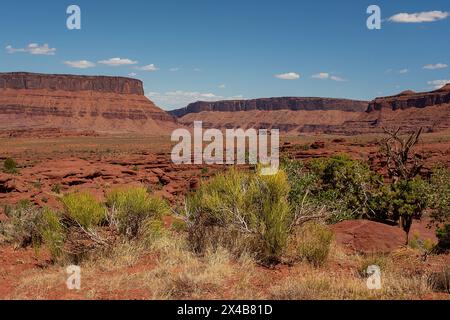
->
<box><xmin>171</xmin><ymin>85</ymin><xmax>450</xmax><ymax>135</ymax></box>
<box><xmin>0</xmin><ymin>72</ymin><xmax>178</xmax><ymax>134</ymax></box>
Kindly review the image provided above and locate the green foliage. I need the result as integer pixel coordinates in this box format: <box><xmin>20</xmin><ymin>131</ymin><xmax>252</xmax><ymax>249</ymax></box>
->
<box><xmin>371</xmin><ymin>177</ymin><xmax>429</xmax><ymax>239</ymax></box>
<box><xmin>436</xmin><ymin>224</ymin><xmax>450</xmax><ymax>252</ymax></box>
<box><xmin>429</xmin><ymin>166</ymin><xmax>450</xmax><ymax>225</ymax></box>
<box><xmin>38</xmin><ymin>208</ymin><xmax>65</xmax><ymax>261</ymax></box>
<box><xmin>51</xmin><ymin>184</ymin><xmax>62</xmax><ymax>194</ymax></box>
<box><xmin>61</xmin><ymin>192</ymin><xmax>106</xmax><ymax>229</ymax></box>
<box><xmin>0</xmin><ymin>201</ymin><xmax>41</xmax><ymax>247</ymax></box>
<box><xmin>283</xmin><ymin>155</ymin><xmax>382</xmax><ymax>223</ymax></box>
<box><xmin>106</xmin><ymin>187</ymin><xmax>169</xmax><ymax>239</ymax></box>
<box><xmin>3</xmin><ymin>158</ymin><xmax>18</xmax><ymax>174</ymax></box>
<box><xmin>187</xmin><ymin>169</ymin><xmax>293</xmax><ymax>262</ymax></box>
<box><xmin>290</xmin><ymin>222</ymin><xmax>333</xmax><ymax>267</ymax></box>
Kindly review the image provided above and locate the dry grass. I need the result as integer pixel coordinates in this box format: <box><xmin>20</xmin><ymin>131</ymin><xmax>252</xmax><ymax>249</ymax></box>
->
<box><xmin>5</xmin><ymin>232</ymin><xmax>446</xmax><ymax>300</ymax></box>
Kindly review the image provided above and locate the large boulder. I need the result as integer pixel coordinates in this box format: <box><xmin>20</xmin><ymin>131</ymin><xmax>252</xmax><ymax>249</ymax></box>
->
<box><xmin>331</xmin><ymin>220</ymin><xmax>406</xmax><ymax>254</ymax></box>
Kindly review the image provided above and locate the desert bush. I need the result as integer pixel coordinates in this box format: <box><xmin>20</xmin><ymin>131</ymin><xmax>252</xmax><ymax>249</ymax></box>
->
<box><xmin>38</xmin><ymin>208</ymin><xmax>65</xmax><ymax>261</ymax></box>
<box><xmin>61</xmin><ymin>192</ymin><xmax>106</xmax><ymax>229</ymax></box>
<box><xmin>375</xmin><ymin>177</ymin><xmax>429</xmax><ymax>243</ymax></box>
<box><xmin>358</xmin><ymin>254</ymin><xmax>389</xmax><ymax>277</ymax></box>
<box><xmin>106</xmin><ymin>187</ymin><xmax>169</xmax><ymax>239</ymax></box>
<box><xmin>0</xmin><ymin>201</ymin><xmax>41</xmax><ymax>247</ymax></box>
<box><xmin>435</xmin><ymin>224</ymin><xmax>450</xmax><ymax>252</ymax></box>
<box><xmin>427</xmin><ymin>266</ymin><xmax>450</xmax><ymax>294</ymax></box>
<box><xmin>287</xmin><ymin>222</ymin><xmax>333</xmax><ymax>267</ymax></box>
<box><xmin>186</xmin><ymin>169</ymin><xmax>292</xmax><ymax>262</ymax></box>
<box><xmin>3</xmin><ymin>158</ymin><xmax>19</xmax><ymax>174</ymax></box>
<box><xmin>51</xmin><ymin>184</ymin><xmax>62</xmax><ymax>194</ymax></box>
<box><xmin>283</xmin><ymin>156</ymin><xmax>382</xmax><ymax>223</ymax></box>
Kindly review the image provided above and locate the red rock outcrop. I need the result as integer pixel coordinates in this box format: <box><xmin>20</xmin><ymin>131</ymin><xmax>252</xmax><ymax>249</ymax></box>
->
<box><xmin>368</xmin><ymin>84</ymin><xmax>450</xmax><ymax>112</ymax></box>
<box><xmin>0</xmin><ymin>72</ymin><xmax>178</xmax><ymax>134</ymax></box>
<box><xmin>170</xmin><ymin>97</ymin><xmax>368</xmax><ymax>117</ymax></box>
<box><xmin>172</xmin><ymin>86</ymin><xmax>450</xmax><ymax>135</ymax></box>
<box><xmin>331</xmin><ymin>220</ymin><xmax>406</xmax><ymax>253</ymax></box>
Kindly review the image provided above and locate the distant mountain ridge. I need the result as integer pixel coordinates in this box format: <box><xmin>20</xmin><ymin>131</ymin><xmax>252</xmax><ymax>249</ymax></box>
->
<box><xmin>169</xmin><ymin>97</ymin><xmax>369</xmax><ymax>117</ymax></box>
<box><xmin>172</xmin><ymin>86</ymin><xmax>450</xmax><ymax>135</ymax></box>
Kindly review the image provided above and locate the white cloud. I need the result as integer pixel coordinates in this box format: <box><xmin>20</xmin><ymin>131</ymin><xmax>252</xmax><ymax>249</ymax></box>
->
<box><xmin>330</xmin><ymin>75</ymin><xmax>347</xmax><ymax>82</ymax></box>
<box><xmin>128</xmin><ymin>72</ymin><xmax>137</xmax><ymax>77</ymax></box>
<box><xmin>275</xmin><ymin>72</ymin><xmax>300</xmax><ymax>80</ymax></box>
<box><xmin>135</xmin><ymin>64</ymin><xmax>159</xmax><ymax>72</ymax></box>
<box><xmin>147</xmin><ymin>90</ymin><xmax>245</xmax><ymax>108</ymax></box>
<box><xmin>193</xmin><ymin>68</ymin><xmax>202</xmax><ymax>72</ymax></box>
<box><xmin>399</xmin><ymin>68</ymin><xmax>409</xmax><ymax>74</ymax></box>
<box><xmin>427</xmin><ymin>80</ymin><xmax>450</xmax><ymax>89</ymax></box>
<box><xmin>312</xmin><ymin>72</ymin><xmax>330</xmax><ymax>79</ymax></box>
<box><xmin>6</xmin><ymin>43</ymin><xmax>56</xmax><ymax>55</ymax></box>
<box><xmin>389</xmin><ymin>11</ymin><xmax>449</xmax><ymax>23</ymax></box>
<box><xmin>218</xmin><ymin>84</ymin><xmax>226</xmax><ymax>89</ymax></box>
<box><xmin>423</xmin><ymin>63</ymin><xmax>448</xmax><ymax>70</ymax></box>
<box><xmin>170</xmin><ymin>67</ymin><xmax>180</xmax><ymax>72</ymax></box>
<box><xmin>98</xmin><ymin>57</ymin><xmax>138</xmax><ymax>67</ymax></box>
<box><xmin>312</xmin><ymin>72</ymin><xmax>347</xmax><ymax>82</ymax></box>
<box><xmin>64</xmin><ymin>60</ymin><xmax>96</xmax><ymax>69</ymax></box>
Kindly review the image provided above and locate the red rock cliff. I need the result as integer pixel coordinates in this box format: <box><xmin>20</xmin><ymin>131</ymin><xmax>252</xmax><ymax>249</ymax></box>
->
<box><xmin>367</xmin><ymin>84</ymin><xmax>450</xmax><ymax>112</ymax></box>
<box><xmin>170</xmin><ymin>97</ymin><xmax>368</xmax><ymax>117</ymax></box>
<box><xmin>0</xmin><ymin>72</ymin><xmax>144</xmax><ymax>95</ymax></box>
<box><xmin>0</xmin><ymin>72</ymin><xmax>178</xmax><ymax>134</ymax></box>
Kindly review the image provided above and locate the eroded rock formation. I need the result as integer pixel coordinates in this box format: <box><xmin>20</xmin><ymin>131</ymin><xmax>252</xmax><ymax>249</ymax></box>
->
<box><xmin>0</xmin><ymin>72</ymin><xmax>178</xmax><ymax>134</ymax></box>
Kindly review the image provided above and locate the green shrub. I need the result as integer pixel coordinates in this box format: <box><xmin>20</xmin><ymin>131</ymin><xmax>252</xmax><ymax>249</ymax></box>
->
<box><xmin>38</xmin><ymin>208</ymin><xmax>65</xmax><ymax>261</ymax></box>
<box><xmin>436</xmin><ymin>224</ymin><xmax>450</xmax><ymax>252</ymax></box>
<box><xmin>290</xmin><ymin>222</ymin><xmax>333</xmax><ymax>267</ymax></box>
<box><xmin>106</xmin><ymin>187</ymin><xmax>169</xmax><ymax>239</ymax></box>
<box><xmin>3</xmin><ymin>158</ymin><xmax>18</xmax><ymax>174</ymax></box>
<box><xmin>283</xmin><ymin>156</ymin><xmax>382</xmax><ymax>223</ymax></box>
<box><xmin>187</xmin><ymin>169</ymin><xmax>293</xmax><ymax>262</ymax></box>
<box><xmin>61</xmin><ymin>192</ymin><xmax>106</xmax><ymax>229</ymax></box>
<box><xmin>429</xmin><ymin>167</ymin><xmax>450</xmax><ymax>226</ymax></box>
<box><xmin>0</xmin><ymin>201</ymin><xmax>41</xmax><ymax>247</ymax></box>
<box><xmin>391</xmin><ymin>178</ymin><xmax>429</xmax><ymax>242</ymax></box>
<box><xmin>51</xmin><ymin>184</ymin><xmax>62</xmax><ymax>194</ymax></box>
<box><xmin>358</xmin><ymin>254</ymin><xmax>388</xmax><ymax>277</ymax></box>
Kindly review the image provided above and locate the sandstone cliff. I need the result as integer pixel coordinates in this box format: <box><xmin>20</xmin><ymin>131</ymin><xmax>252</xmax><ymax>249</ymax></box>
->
<box><xmin>170</xmin><ymin>97</ymin><xmax>369</xmax><ymax>117</ymax></box>
<box><xmin>172</xmin><ymin>86</ymin><xmax>450</xmax><ymax>135</ymax></box>
<box><xmin>0</xmin><ymin>72</ymin><xmax>178</xmax><ymax>134</ymax></box>
<box><xmin>368</xmin><ymin>84</ymin><xmax>450</xmax><ymax>112</ymax></box>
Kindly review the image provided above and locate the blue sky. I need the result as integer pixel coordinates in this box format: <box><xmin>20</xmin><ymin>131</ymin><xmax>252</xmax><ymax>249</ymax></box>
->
<box><xmin>1</xmin><ymin>0</ymin><xmax>449</xmax><ymax>110</ymax></box>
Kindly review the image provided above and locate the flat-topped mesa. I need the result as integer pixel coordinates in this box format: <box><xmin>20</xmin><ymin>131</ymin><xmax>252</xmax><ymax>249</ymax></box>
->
<box><xmin>170</xmin><ymin>97</ymin><xmax>369</xmax><ymax>117</ymax></box>
<box><xmin>0</xmin><ymin>72</ymin><xmax>144</xmax><ymax>95</ymax></box>
<box><xmin>367</xmin><ymin>84</ymin><xmax>450</xmax><ymax>112</ymax></box>
<box><xmin>0</xmin><ymin>72</ymin><xmax>178</xmax><ymax>134</ymax></box>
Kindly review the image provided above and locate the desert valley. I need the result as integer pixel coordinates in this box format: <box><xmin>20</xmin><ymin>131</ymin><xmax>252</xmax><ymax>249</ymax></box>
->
<box><xmin>0</xmin><ymin>72</ymin><xmax>449</xmax><ymax>300</ymax></box>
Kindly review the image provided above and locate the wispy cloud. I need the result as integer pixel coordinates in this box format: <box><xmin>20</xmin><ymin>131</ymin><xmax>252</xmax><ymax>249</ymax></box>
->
<box><xmin>6</xmin><ymin>43</ymin><xmax>56</xmax><ymax>55</ymax></box>
<box><xmin>98</xmin><ymin>57</ymin><xmax>138</xmax><ymax>67</ymax></box>
<box><xmin>128</xmin><ymin>72</ymin><xmax>137</xmax><ymax>77</ymax></box>
<box><xmin>427</xmin><ymin>80</ymin><xmax>450</xmax><ymax>89</ymax></box>
<box><xmin>218</xmin><ymin>84</ymin><xmax>226</xmax><ymax>89</ymax></box>
<box><xmin>135</xmin><ymin>64</ymin><xmax>159</xmax><ymax>72</ymax></box>
<box><xmin>423</xmin><ymin>63</ymin><xmax>448</xmax><ymax>70</ymax></box>
<box><xmin>64</xmin><ymin>60</ymin><xmax>96</xmax><ymax>69</ymax></box>
<box><xmin>312</xmin><ymin>72</ymin><xmax>330</xmax><ymax>79</ymax></box>
<box><xmin>399</xmin><ymin>68</ymin><xmax>409</xmax><ymax>74</ymax></box>
<box><xmin>312</xmin><ymin>72</ymin><xmax>347</xmax><ymax>82</ymax></box>
<box><xmin>389</xmin><ymin>11</ymin><xmax>449</xmax><ymax>23</ymax></box>
<box><xmin>170</xmin><ymin>67</ymin><xmax>180</xmax><ymax>72</ymax></box>
<box><xmin>275</xmin><ymin>72</ymin><xmax>300</xmax><ymax>80</ymax></box>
